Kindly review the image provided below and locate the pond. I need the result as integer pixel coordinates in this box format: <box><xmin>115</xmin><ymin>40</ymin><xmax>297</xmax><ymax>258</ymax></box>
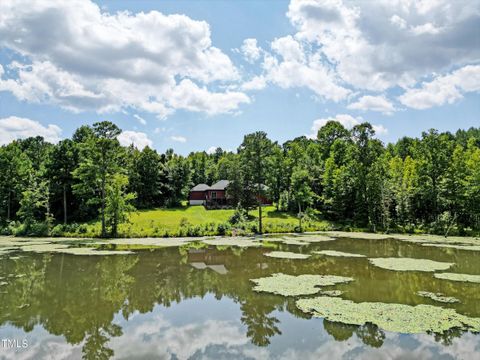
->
<box><xmin>0</xmin><ymin>233</ymin><xmax>479</xmax><ymax>359</ymax></box>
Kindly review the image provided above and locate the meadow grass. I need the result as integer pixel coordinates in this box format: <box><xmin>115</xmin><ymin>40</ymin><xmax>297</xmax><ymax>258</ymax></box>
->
<box><xmin>61</xmin><ymin>204</ymin><xmax>333</xmax><ymax>238</ymax></box>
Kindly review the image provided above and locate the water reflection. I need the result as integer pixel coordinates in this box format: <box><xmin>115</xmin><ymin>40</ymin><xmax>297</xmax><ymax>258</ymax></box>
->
<box><xmin>0</xmin><ymin>237</ymin><xmax>479</xmax><ymax>359</ymax></box>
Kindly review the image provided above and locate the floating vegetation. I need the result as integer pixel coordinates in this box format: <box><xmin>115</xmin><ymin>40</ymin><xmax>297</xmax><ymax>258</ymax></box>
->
<box><xmin>434</xmin><ymin>273</ymin><xmax>480</xmax><ymax>284</ymax></box>
<box><xmin>251</xmin><ymin>273</ymin><xmax>353</xmax><ymax>296</ymax></box>
<box><xmin>95</xmin><ymin>237</ymin><xmax>196</xmax><ymax>248</ymax></box>
<box><xmin>313</xmin><ymin>250</ymin><xmax>365</xmax><ymax>258</ymax></box>
<box><xmin>368</xmin><ymin>257</ymin><xmax>453</xmax><ymax>272</ymax></box>
<box><xmin>286</xmin><ymin>234</ymin><xmax>336</xmax><ymax>243</ymax></box>
<box><xmin>417</xmin><ymin>291</ymin><xmax>460</xmax><ymax>303</ymax></box>
<box><xmin>264</xmin><ymin>251</ymin><xmax>310</xmax><ymax>259</ymax></box>
<box><xmin>202</xmin><ymin>237</ymin><xmax>261</xmax><ymax>248</ymax></box>
<box><xmin>421</xmin><ymin>243</ymin><xmax>480</xmax><ymax>251</ymax></box>
<box><xmin>19</xmin><ymin>243</ymin><xmax>132</xmax><ymax>255</ymax></box>
<box><xmin>296</xmin><ymin>297</ymin><xmax>480</xmax><ymax>334</ymax></box>
<box><xmin>321</xmin><ymin>231</ymin><xmax>480</xmax><ymax>246</ymax></box>
<box><xmin>319</xmin><ymin>290</ymin><xmax>344</xmax><ymax>297</ymax></box>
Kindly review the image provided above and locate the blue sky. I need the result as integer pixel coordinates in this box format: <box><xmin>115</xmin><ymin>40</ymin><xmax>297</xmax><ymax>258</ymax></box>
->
<box><xmin>0</xmin><ymin>0</ymin><xmax>478</xmax><ymax>154</ymax></box>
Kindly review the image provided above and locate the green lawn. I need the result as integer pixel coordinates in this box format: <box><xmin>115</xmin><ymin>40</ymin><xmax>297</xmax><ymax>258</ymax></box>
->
<box><xmin>66</xmin><ymin>205</ymin><xmax>333</xmax><ymax>238</ymax></box>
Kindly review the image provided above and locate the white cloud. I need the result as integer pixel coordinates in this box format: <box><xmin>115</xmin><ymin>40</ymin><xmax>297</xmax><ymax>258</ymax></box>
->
<box><xmin>240</xmin><ymin>38</ymin><xmax>261</xmax><ymax>63</ymax></box>
<box><xmin>284</xmin><ymin>0</ymin><xmax>480</xmax><ymax>92</ymax></box>
<box><xmin>133</xmin><ymin>114</ymin><xmax>146</xmax><ymax>125</ymax></box>
<box><xmin>309</xmin><ymin>114</ymin><xmax>387</xmax><ymax>139</ymax></box>
<box><xmin>240</xmin><ymin>76</ymin><xmax>267</xmax><ymax>91</ymax></box>
<box><xmin>168</xmin><ymin>79</ymin><xmax>250</xmax><ymax>115</ymax></box>
<box><xmin>399</xmin><ymin>65</ymin><xmax>480</xmax><ymax>109</ymax></box>
<box><xmin>347</xmin><ymin>95</ymin><xmax>396</xmax><ymax>115</ymax></box>
<box><xmin>206</xmin><ymin>146</ymin><xmax>217</xmax><ymax>154</ymax></box>
<box><xmin>118</xmin><ymin>130</ymin><xmax>153</xmax><ymax>149</ymax></box>
<box><xmin>262</xmin><ymin>37</ymin><xmax>350</xmax><ymax>102</ymax></box>
<box><xmin>171</xmin><ymin>135</ymin><xmax>187</xmax><ymax>143</ymax></box>
<box><xmin>390</xmin><ymin>14</ymin><xmax>407</xmax><ymax>29</ymax></box>
<box><xmin>0</xmin><ymin>0</ymin><xmax>249</xmax><ymax>118</ymax></box>
<box><xmin>0</xmin><ymin>116</ymin><xmax>62</xmax><ymax>145</ymax></box>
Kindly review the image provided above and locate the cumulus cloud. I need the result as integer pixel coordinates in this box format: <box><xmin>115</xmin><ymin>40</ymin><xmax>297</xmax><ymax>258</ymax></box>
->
<box><xmin>206</xmin><ymin>146</ymin><xmax>218</xmax><ymax>154</ymax></box>
<box><xmin>0</xmin><ymin>0</ymin><xmax>249</xmax><ymax>118</ymax></box>
<box><xmin>261</xmin><ymin>36</ymin><xmax>350</xmax><ymax>101</ymax></box>
<box><xmin>171</xmin><ymin>135</ymin><xmax>187</xmax><ymax>143</ymax></box>
<box><xmin>285</xmin><ymin>0</ymin><xmax>480</xmax><ymax>92</ymax></box>
<box><xmin>0</xmin><ymin>116</ymin><xmax>62</xmax><ymax>145</ymax></box>
<box><xmin>347</xmin><ymin>95</ymin><xmax>396</xmax><ymax>115</ymax></box>
<box><xmin>309</xmin><ymin>114</ymin><xmax>387</xmax><ymax>139</ymax></box>
<box><xmin>399</xmin><ymin>65</ymin><xmax>480</xmax><ymax>109</ymax></box>
<box><xmin>118</xmin><ymin>131</ymin><xmax>153</xmax><ymax>149</ymax></box>
<box><xmin>240</xmin><ymin>38</ymin><xmax>262</xmax><ymax>63</ymax></box>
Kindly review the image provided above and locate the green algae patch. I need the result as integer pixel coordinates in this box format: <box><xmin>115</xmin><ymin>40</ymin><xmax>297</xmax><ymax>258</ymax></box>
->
<box><xmin>202</xmin><ymin>237</ymin><xmax>261</xmax><ymax>248</ymax></box>
<box><xmin>286</xmin><ymin>234</ymin><xmax>336</xmax><ymax>243</ymax></box>
<box><xmin>19</xmin><ymin>243</ymin><xmax>132</xmax><ymax>255</ymax></box>
<box><xmin>321</xmin><ymin>231</ymin><xmax>480</xmax><ymax>246</ymax></box>
<box><xmin>368</xmin><ymin>257</ymin><xmax>453</xmax><ymax>272</ymax></box>
<box><xmin>434</xmin><ymin>273</ymin><xmax>480</xmax><ymax>284</ymax></box>
<box><xmin>417</xmin><ymin>291</ymin><xmax>460</xmax><ymax>303</ymax></box>
<box><xmin>319</xmin><ymin>290</ymin><xmax>344</xmax><ymax>297</ymax></box>
<box><xmin>264</xmin><ymin>251</ymin><xmax>310</xmax><ymax>259</ymax></box>
<box><xmin>313</xmin><ymin>250</ymin><xmax>365</xmax><ymax>258</ymax></box>
<box><xmin>296</xmin><ymin>297</ymin><xmax>480</xmax><ymax>334</ymax></box>
<box><xmin>421</xmin><ymin>243</ymin><xmax>480</xmax><ymax>251</ymax></box>
<box><xmin>251</xmin><ymin>273</ymin><xmax>354</xmax><ymax>296</ymax></box>
<box><xmin>94</xmin><ymin>237</ymin><xmax>196</xmax><ymax>248</ymax></box>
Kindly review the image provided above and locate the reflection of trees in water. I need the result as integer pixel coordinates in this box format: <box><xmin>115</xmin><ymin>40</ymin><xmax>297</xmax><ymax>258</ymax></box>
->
<box><xmin>0</xmin><ymin>245</ymin><xmax>474</xmax><ymax>358</ymax></box>
<box><xmin>323</xmin><ymin>320</ymin><xmax>385</xmax><ymax>348</ymax></box>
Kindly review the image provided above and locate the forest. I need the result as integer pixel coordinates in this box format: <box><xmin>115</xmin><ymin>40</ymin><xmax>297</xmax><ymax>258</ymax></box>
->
<box><xmin>0</xmin><ymin>120</ymin><xmax>479</xmax><ymax>237</ymax></box>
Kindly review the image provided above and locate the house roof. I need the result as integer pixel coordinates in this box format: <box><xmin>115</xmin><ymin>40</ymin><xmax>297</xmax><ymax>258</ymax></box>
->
<box><xmin>190</xmin><ymin>183</ymin><xmax>209</xmax><ymax>191</ymax></box>
<box><xmin>209</xmin><ymin>180</ymin><xmax>230</xmax><ymax>190</ymax></box>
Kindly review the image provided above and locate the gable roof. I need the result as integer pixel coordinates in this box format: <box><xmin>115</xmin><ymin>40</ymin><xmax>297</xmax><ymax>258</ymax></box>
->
<box><xmin>209</xmin><ymin>180</ymin><xmax>230</xmax><ymax>190</ymax></box>
<box><xmin>190</xmin><ymin>183</ymin><xmax>209</xmax><ymax>191</ymax></box>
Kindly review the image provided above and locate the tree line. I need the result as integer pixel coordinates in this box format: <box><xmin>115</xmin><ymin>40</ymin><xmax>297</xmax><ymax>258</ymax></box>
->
<box><xmin>0</xmin><ymin>120</ymin><xmax>479</xmax><ymax>237</ymax></box>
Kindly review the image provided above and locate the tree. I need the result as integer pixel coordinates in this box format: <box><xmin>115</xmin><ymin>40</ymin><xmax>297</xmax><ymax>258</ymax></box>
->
<box><xmin>0</xmin><ymin>143</ymin><xmax>32</xmax><ymax>222</ymax></box>
<box><xmin>17</xmin><ymin>177</ymin><xmax>51</xmax><ymax>233</ymax></box>
<box><xmin>290</xmin><ymin>168</ymin><xmax>314</xmax><ymax>231</ymax></box>
<box><xmin>46</xmin><ymin>139</ymin><xmax>78</xmax><ymax>224</ymax></box>
<box><xmin>73</xmin><ymin>121</ymin><xmax>122</xmax><ymax>237</ymax></box>
<box><xmin>105</xmin><ymin>174</ymin><xmax>136</xmax><ymax>237</ymax></box>
<box><xmin>239</xmin><ymin>132</ymin><xmax>273</xmax><ymax>234</ymax></box>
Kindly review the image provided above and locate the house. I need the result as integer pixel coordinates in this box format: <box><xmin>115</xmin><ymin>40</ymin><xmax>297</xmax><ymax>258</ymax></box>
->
<box><xmin>189</xmin><ymin>183</ymin><xmax>209</xmax><ymax>205</ymax></box>
<box><xmin>188</xmin><ymin>180</ymin><xmax>272</xmax><ymax>208</ymax></box>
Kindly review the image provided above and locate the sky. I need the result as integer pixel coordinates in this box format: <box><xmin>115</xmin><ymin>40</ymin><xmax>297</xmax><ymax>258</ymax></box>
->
<box><xmin>0</xmin><ymin>0</ymin><xmax>478</xmax><ymax>154</ymax></box>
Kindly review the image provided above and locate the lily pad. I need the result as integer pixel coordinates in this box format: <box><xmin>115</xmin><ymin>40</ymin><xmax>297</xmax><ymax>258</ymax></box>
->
<box><xmin>434</xmin><ymin>273</ymin><xmax>480</xmax><ymax>284</ymax></box>
<box><xmin>251</xmin><ymin>273</ymin><xmax>353</xmax><ymax>296</ymax></box>
<box><xmin>417</xmin><ymin>291</ymin><xmax>460</xmax><ymax>303</ymax></box>
<box><xmin>314</xmin><ymin>250</ymin><xmax>365</xmax><ymax>258</ymax></box>
<box><xmin>296</xmin><ymin>296</ymin><xmax>480</xmax><ymax>334</ymax></box>
<box><xmin>264</xmin><ymin>251</ymin><xmax>310</xmax><ymax>259</ymax></box>
<box><xmin>368</xmin><ymin>257</ymin><xmax>453</xmax><ymax>272</ymax></box>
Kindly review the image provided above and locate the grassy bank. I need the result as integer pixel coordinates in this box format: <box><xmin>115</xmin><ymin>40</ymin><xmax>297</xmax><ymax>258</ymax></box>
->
<box><xmin>57</xmin><ymin>205</ymin><xmax>334</xmax><ymax>238</ymax></box>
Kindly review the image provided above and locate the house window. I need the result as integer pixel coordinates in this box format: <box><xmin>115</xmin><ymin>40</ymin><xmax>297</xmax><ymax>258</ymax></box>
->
<box><xmin>211</xmin><ymin>191</ymin><xmax>217</xmax><ymax>199</ymax></box>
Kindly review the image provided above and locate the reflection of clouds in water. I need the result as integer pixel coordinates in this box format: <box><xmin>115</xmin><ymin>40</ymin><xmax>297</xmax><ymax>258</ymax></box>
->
<box><xmin>0</xmin><ymin>325</ymin><xmax>82</xmax><ymax>360</ymax></box>
<box><xmin>1</xmin><ymin>296</ymin><xmax>479</xmax><ymax>359</ymax></box>
<box><xmin>108</xmin><ymin>313</ymin><xmax>251</xmax><ymax>359</ymax></box>
<box><xmin>108</xmin><ymin>302</ymin><xmax>480</xmax><ymax>360</ymax></box>
<box><xmin>275</xmin><ymin>331</ymin><xmax>480</xmax><ymax>360</ymax></box>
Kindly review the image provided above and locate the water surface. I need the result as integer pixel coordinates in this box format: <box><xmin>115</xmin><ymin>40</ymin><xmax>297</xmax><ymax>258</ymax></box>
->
<box><xmin>0</xmin><ymin>236</ymin><xmax>479</xmax><ymax>359</ymax></box>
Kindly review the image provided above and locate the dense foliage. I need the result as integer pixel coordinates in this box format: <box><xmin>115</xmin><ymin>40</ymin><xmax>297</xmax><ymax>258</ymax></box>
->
<box><xmin>0</xmin><ymin>120</ymin><xmax>479</xmax><ymax>236</ymax></box>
